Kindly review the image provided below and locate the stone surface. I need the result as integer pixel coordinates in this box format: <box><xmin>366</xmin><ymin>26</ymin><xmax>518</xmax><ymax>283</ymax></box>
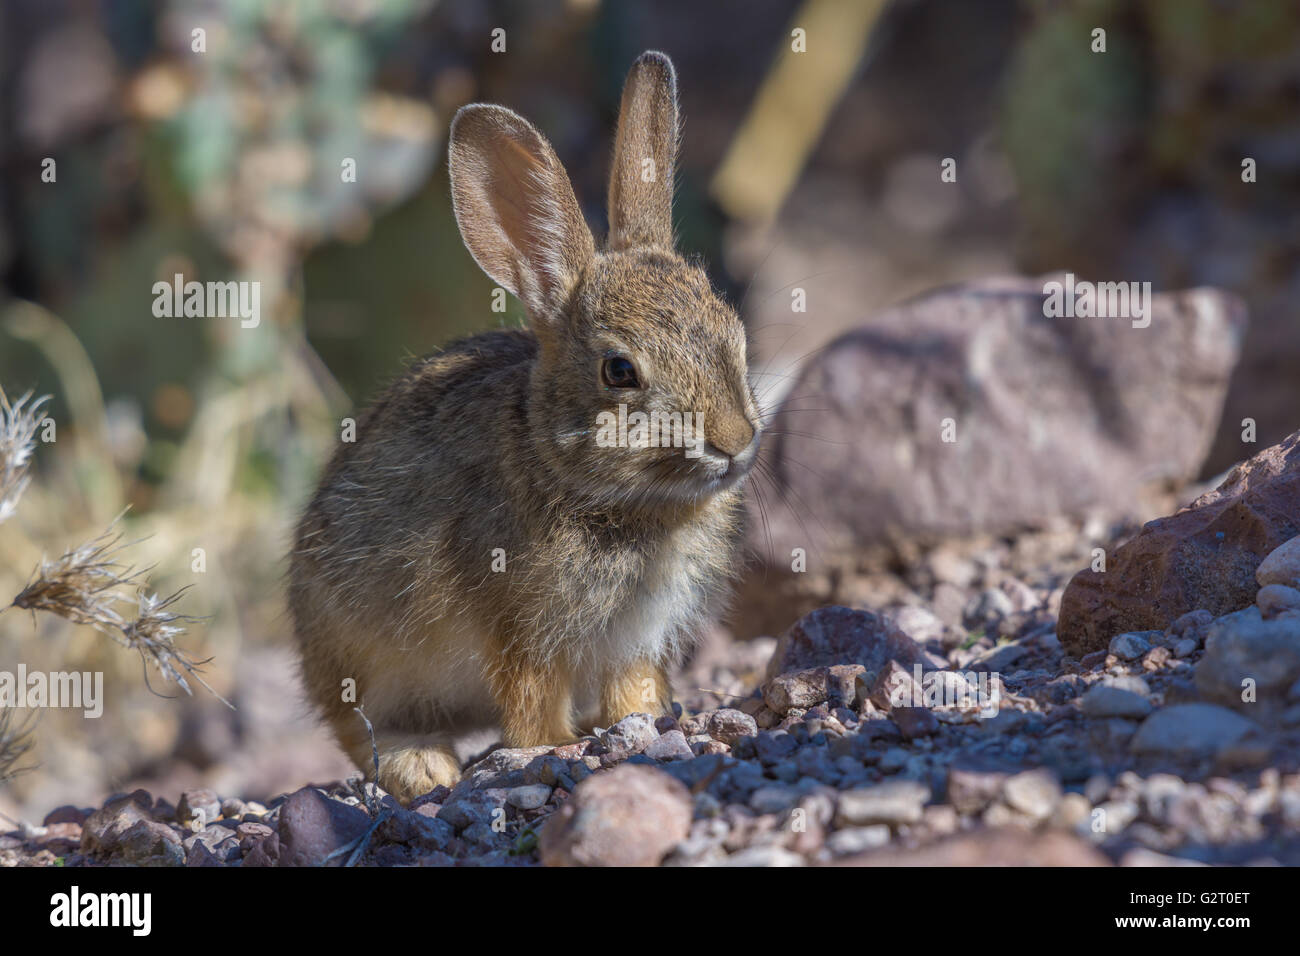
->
<box><xmin>1258</xmin><ymin>536</ymin><xmax>1300</xmax><ymax>589</ymax></box>
<box><xmin>599</xmin><ymin>713</ymin><xmax>660</xmax><ymax>758</ymax></box>
<box><xmin>275</xmin><ymin>787</ymin><xmax>371</xmax><ymax>867</ymax></box>
<box><xmin>835</xmin><ymin>780</ymin><xmax>929</xmax><ymax>827</ymax></box>
<box><xmin>1060</xmin><ymin>430</ymin><xmax>1300</xmax><ymax>655</ymax></box>
<box><xmin>748</xmin><ymin>280</ymin><xmax>1245</xmax><ymax>564</ymax></box>
<box><xmin>176</xmin><ymin>788</ymin><xmax>221</xmax><ymax>828</ymax></box>
<box><xmin>118</xmin><ymin>819</ymin><xmax>185</xmax><ymax>867</ymax></box>
<box><xmin>1081</xmin><ymin>685</ymin><xmax>1153</xmax><ymax>719</ymax></box>
<box><xmin>1258</xmin><ymin>584</ymin><xmax>1300</xmax><ymax>618</ymax></box>
<box><xmin>706</xmin><ymin>709</ymin><xmax>757</xmax><ymax>746</ymax></box>
<box><xmin>1129</xmin><ymin>704</ymin><xmax>1257</xmax><ymax>757</ymax></box>
<box><xmin>1196</xmin><ymin>606</ymin><xmax>1300</xmax><ymax>712</ymax></box>
<box><xmin>538</xmin><ymin>765</ymin><xmax>691</xmax><ymax>867</ymax></box>
<box><xmin>766</xmin><ymin>606</ymin><xmax>932</xmax><ymax>681</ymax></box>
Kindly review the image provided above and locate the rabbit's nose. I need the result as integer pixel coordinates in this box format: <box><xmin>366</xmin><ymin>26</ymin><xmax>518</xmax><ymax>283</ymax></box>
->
<box><xmin>708</xmin><ymin>414</ymin><xmax>755</xmax><ymax>458</ymax></box>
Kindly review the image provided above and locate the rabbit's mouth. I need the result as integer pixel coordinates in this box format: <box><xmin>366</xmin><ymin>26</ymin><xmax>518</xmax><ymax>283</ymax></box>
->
<box><xmin>690</xmin><ymin>435</ymin><xmax>760</xmax><ymax>494</ymax></box>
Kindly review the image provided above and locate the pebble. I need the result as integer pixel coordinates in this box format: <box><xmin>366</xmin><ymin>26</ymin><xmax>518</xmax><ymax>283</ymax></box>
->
<box><xmin>538</xmin><ymin>765</ymin><xmax>691</xmax><ymax>867</ymax></box>
<box><xmin>1081</xmin><ymin>685</ymin><xmax>1153</xmax><ymax>719</ymax></box>
<box><xmin>506</xmin><ymin>784</ymin><xmax>553</xmax><ymax>810</ymax></box>
<box><xmin>1002</xmin><ymin>769</ymin><xmax>1062</xmax><ymax>821</ymax></box>
<box><xmin>599</xmin><ymin>713</ymin><xmax>661</xmax><ymax>758</ymax></box>
<box><xmin>1130</xmin><ymin>704</ymin><xmax>1257</xmax><ymax>757</ymax></box>
<box><xmin>826</xmin><ymin>825</ymin><xmax>892</xmax><ymax>855</ymax></box>
<box><xmin>1109</xmin><ymin>631</ymin><xmax>1157</xmax><ymax>661</ymax></box>
<box><xmin>835</xmin><ymin>780</ymin><xmax>930</xmax><ymax>827</ymax></box>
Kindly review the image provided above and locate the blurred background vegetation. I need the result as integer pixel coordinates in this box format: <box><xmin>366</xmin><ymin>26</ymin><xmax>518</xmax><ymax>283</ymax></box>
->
<box><xmin>1</xmin><ymin>0</ymin><xmax>1297</xmax><ymax>819</ymax></box>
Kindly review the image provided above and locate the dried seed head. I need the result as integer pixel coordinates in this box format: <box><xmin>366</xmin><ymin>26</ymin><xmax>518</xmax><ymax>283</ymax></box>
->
<box><xmin>0</xmin><ymin>387</ymin><xmax>51</xmax><ymax>524</ymax></box>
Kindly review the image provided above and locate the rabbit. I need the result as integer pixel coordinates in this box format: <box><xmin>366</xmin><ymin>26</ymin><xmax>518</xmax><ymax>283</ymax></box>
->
<box><xmin>289</xmin><ymin>51</ymin><xmax>761</xmax><ymax>803</ymax></box>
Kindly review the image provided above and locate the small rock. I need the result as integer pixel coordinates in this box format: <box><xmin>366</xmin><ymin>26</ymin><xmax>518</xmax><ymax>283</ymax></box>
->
<box><xmin>1081</xmin><ymin>685</ymin><xmax>1153</xmax><ymax>719</ymax></box>
<box><xmin>965</xmin><ymin>587</ymin><xmax>1014</xmax><ymax>625</ymax></box>
<box><xmin>764</xmin><ymin>667</ymin><xmax>832</xmax><ymax>713</ymax></box>
<box><xmin>176</xmin><ymin>788</ymin><xmax>221</xmax><ymax>829</ymax></box>
<box><xmin>707</xmin><ymin>708</ymin><xmax>757</xmax><ymax>746</ymax></box>
<box><xmin>1002</xmin><ymin>769</ymin><xmax>1062</xmax><ymax>821</ymax></box>
<box><xmin>378</xmin><ymin>808</ymin><xmax>455</xmax><ymax>850</ymax></box>
<box><xmin>946</xmin><ymin>762</ymin><xmax>1010</xmax><ymax>815</ymax></box>
<box><xmin>643</xmin><ymin>729</ymin><xmax>694</xmax><ymax>762</ymax></box>
<box><xmin>119</xmin><ymin>820</ymin><xmax>185</xmax><ymax>866</ymax></box>
<box><xmin>539</xmin><ymin>764</ymin><xmax>691</xmax><ymax>867</ymax></box>
<box><xmin>835</xmin><ymin>780</ymin><xmax>929</xmax><ymax>827</ymax></box>
<box><xmin>1109</xmin><ymin>631</ymin><xmax>1157</xmax><ymax>661</ymax></box>
<box><xmin>1257</xmin><ymin>583</ymin><xmax>1300</xmax><ymax>618</ymax></box>
<box><xmin>1130</xmin><ymin>704</ymin><xmax>1257</xmax><ymax>757</ymax></box>
<box><xmin>43</xmin><ymin>806</ymin><xmax>90</xmax><ymax>827</ymax></box>
<box><xmin>891</xmin><ymin>706</ymin><xmax>939</xmax><ymax>739</ymax></box>
<box><xmin>721</xmin><ymin>845</ymin><xmax>806</xmax><ymax>867</ymax></box>
<box><xmin>505</xmin><ymin>784</ymin><xmax>553</xmax><ymax>810</ymax></box>
<box><xmin>826</xmin><ymin>825</ymin><xmax>891</xmax><ymax>855</ymax></box>
<box><xmin>1196</xmin><ymin>606</ymin><xmax>1300</xmax><ymax>710</ymax></box>
<box><xmin>81</xmin><ymin>798</ymin><xmax>152</xmax><ymax>856</ymax></box>
<box><xmin>437</xmin><ymin>791</ymin><xmax>503</xmax><ymax>832</ymax></box>
<box><xmin>599</xmin><ymin>713</ymin><xmax>660</xmax><ymax>758</ymax></box>
<box><xmin>276</xmin><ymin>788</ymin><xmax>371</xmax><ymax>867</ymax></box>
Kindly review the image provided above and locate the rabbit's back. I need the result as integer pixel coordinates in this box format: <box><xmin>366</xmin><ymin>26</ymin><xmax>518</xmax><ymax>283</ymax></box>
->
<box><xmin>291</xmin><ymin>328</ymin><xmax>536</xmax><ymax>636</ymax></box>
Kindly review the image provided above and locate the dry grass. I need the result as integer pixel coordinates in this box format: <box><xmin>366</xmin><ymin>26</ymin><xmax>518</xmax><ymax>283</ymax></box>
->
<box><xmin>0</xmin><ymin>710</ymin><xmax>36</xmax><ymax>783</ymax></box>
<box><xmin>0</xmin><ymin>388</ymin><xmax>49</xmax><ymax>526</ymax></box>
<box><xmin>8</xmin><ymin>525</ymin><xmax>229</xmax><ymax>705</ymax></box>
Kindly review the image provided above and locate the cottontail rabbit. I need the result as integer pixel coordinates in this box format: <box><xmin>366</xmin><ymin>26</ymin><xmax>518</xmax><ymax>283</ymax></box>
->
<box><xmin>290</xmin><ymin>51</ymin><xmax>761</xmax><ymax>803</ymax></box>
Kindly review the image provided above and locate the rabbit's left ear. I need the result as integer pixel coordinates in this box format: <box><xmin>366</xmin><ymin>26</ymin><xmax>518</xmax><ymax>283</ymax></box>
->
<box><xmin>607</xmin><ymin>51</ymin><xmax>679</xmax><ymax>251</ymax></box>
<box><xmin>449</xmin><ymin>104</ymin><xmax>595</xmax><ymax>321</ymax></box>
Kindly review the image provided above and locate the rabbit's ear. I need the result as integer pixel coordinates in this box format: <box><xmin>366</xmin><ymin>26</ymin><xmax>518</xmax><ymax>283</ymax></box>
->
<box><xmin>607</xmin><ymin>51</ymin><xmax>678</xmax><ymax>251</ymax></box>
<box><xmin>449</xmin><ymin>104</ymin><xmax>595</xmax><ymax>319</ymax></box>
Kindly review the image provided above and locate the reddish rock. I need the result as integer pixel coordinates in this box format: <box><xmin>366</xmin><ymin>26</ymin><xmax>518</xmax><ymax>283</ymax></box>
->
<box><xmin>1058</xmin><ymin>430</ymin><xmax>1300</xmax><ymax>656</ymax></box>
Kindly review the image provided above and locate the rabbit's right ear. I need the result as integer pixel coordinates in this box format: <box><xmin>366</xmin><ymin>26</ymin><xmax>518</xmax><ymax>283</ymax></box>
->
<box><xmin>449</xmin><ymin>105</ymin><xmax>595</xmax><ymax>320</ymax></box>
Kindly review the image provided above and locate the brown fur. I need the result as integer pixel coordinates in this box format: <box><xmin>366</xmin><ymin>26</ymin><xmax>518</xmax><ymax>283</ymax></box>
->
<box><xmin>289</xmin><ymin>52</ymin><xmax>761</xmax><ymax>802</ymax></box>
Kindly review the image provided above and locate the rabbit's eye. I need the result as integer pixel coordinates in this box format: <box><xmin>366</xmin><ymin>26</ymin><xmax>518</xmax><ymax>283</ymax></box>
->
<box><xmin>601</xmin><ymin>356</ymin><xmax>641</xmax><ymax>389</ymax></box>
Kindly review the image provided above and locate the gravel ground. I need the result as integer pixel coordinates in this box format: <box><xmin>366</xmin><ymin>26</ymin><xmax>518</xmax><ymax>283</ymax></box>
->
<box><xmin>5</xmin><ymin>522</ymin><xmax>1298</xmax><ymax>868</ymax></box>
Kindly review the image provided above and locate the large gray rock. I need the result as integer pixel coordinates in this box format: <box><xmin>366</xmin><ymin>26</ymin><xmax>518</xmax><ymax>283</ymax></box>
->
<box><xmin>748</xmin><ymin>278</ymin><xmax>1244</xmax><ymax>563</ymax></box>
